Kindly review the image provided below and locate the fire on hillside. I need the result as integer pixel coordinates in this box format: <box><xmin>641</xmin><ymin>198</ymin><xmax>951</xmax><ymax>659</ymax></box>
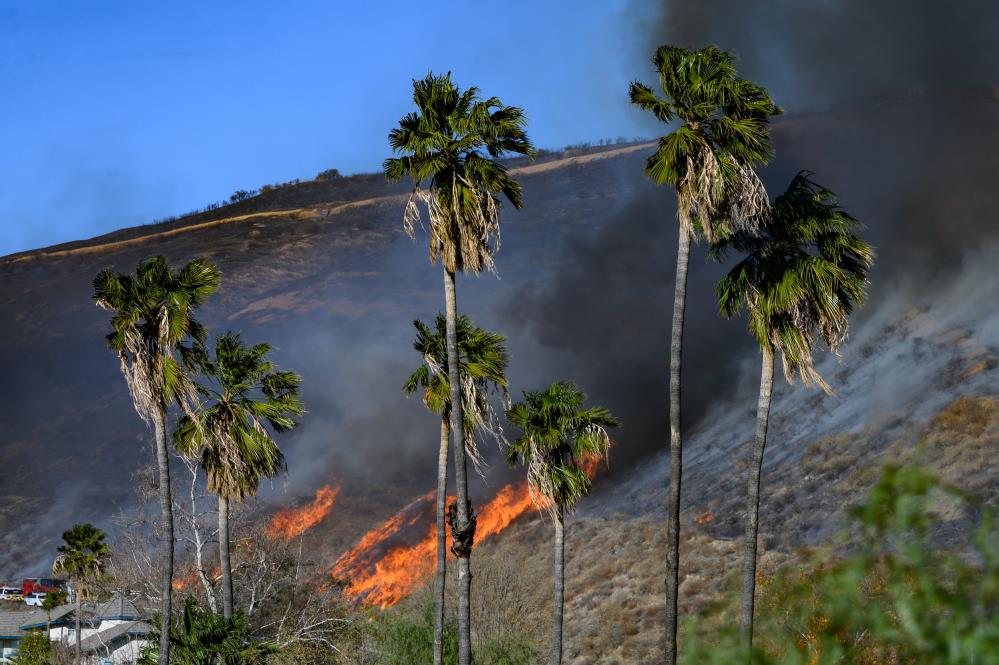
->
<box><xmin>266</xmin><ymin>483</ymin><xmax>342</xmax><ymax>540</ymax></box>
<box><xmin>329</xmin><ymin>451</ymin><xmax>608</xmax><ymax>608</ymax></box>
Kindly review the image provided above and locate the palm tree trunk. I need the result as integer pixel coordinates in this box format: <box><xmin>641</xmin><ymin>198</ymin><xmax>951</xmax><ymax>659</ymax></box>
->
<box><xmin>664</xmin><ymin>227</ymin><xmax>691</xmax><ymax>665</ymax></box>
<box><xmin>153</xmin><ymin>407</ymin><xmax>174</xmax><ymax>665</ymax></box>
<box><xmin>740</xmin><ymin>349</ymin><xmax>775</xmax><ymax>648</ymax></box>
<box><xmin>434</xmin><ymin>417</ymin><xmax>450</xmax><ymax>665</ymax></box>
<box><xmin>74</xmin><ymin>580</ymin><xmax>81</xmax><ymax>665</ymax></box>
<box><xmin>219</xmin><ymin>494</ymin><xmax>234</xmax><ymax>619</ymax></box>
<box><xmin>444</xmin><ymin>269</ymin><xmax>473</xmax><ymax>665</ymax></box>
<box><xmin>552</xmin><ymin>507</ymin><xmax>565</xmax><ymax>665</ymax></box>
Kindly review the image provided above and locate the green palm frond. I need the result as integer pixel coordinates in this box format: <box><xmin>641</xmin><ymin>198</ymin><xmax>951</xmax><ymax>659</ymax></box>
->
<box><xmin>713</xmin><ymin>172</ymin><xmax>875</xmax><ymax>391</ymax></box>
<box><xmin>630</xmin><ymin>45</ymin><xmax>781</xmax><ymax>242</ymax></box>
<box><xmin>506</xmin><ymin>382</ymin><xmax>619</xmax><ymax>518</ymax></box>
<box><xmin>52</xmin><ymin>523</ymin><xmax>110</xmax><ymax>597</ymax></box>
<box><xmin>174</xmin><ymin>331</ymin><xmax>302</xmax><ymax>500</ymax></box>
<box><xmin>139</xmin><ymin>597</ymin><xmax>277</xmax><ymax>665</ymax></box>
<box><xmin>384</xmin><ymin>71</ymin><xmax>534</xmax><ymax>274</ymax></box>
<box><xmin>404</xmin><ymin>314</ymin><xmax>509</xmax><ymax>474</ymax></box>
<box><xmin>93</xmin><ymin>256</ymin><xmax>221</xmax><ymax>425</ymax></box>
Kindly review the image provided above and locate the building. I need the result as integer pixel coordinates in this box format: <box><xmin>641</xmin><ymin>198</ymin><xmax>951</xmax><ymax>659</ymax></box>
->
<box><xmin>0</xmin><ymin>593</ymin><xmax>152</xmax><ymax>664</ymax></box>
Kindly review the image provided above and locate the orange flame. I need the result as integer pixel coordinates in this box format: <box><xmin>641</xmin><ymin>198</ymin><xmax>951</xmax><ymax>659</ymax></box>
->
<box><xmin>332</xmin><ymin>483</ymin><xmax>537</xmax><ymax>608</ymax></box>
<box><xmin>266</xmin><ymin>484</ymin><xmax>341</xmax><ymax>540</ymax></box>
<box><xmin>172</xmin><ymin>570</ymin><xmax>199</xmax><ymax>592</ymax></box>
<box><xmin>330</xmin><ymin>449</ymin><xmax>610</xmax><ymax>608</ymax></box>
<box><xmin>171</xmin><ymin>564</ymin><xmax>220</xmax><ymax>592</ymax></box>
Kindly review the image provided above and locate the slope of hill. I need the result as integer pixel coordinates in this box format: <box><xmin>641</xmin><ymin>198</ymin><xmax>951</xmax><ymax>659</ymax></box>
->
<box><xmin>0</xmin><ymin>90</ymin><xmax>997</xmax><ymax>600</ymax></box>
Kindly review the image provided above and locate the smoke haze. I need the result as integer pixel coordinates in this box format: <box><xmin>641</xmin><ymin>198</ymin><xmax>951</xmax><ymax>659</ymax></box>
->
<box><xmin>629</xmin><ymin>0</ymin><xmax>999</xmax><ymax>110</ymax></box>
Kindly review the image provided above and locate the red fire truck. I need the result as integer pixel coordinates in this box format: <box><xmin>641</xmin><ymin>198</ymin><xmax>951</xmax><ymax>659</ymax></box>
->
<box><xmin>21</xmin><ymin>578</ymin><xmax>66</xmax><ymax>596</ymax></box>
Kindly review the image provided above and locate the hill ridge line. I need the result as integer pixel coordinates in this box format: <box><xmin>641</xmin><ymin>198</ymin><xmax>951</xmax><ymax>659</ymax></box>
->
<box><xmin>1</xmin><ymin>142</ymin><xmax>655</xmax><ymax>264</ymax></box>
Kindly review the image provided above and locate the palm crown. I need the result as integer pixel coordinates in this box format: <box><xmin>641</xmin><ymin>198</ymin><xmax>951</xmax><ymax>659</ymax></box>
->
<box><xmin>93</xmin><ymin>256</ymin><xmax>221</xmax><ymax>417</ymax></box>
<box><xmin>384</xmin><ymin>71</ymin><xmax>535</xmax><ymax>274</ymax></box>
<box><xmin>53</xmin><ymin>523</ymin><xmax>110</xmax><ymax>593</ymax></box>
<box><xmin>713</xmin><ymin>172</ymin><xmax>875</xmax><ymax>391</ymax></box>
<box><xmin>506</xmin><ymin>382</ymin><xmax>619</xmax><ymax>516</ymax></box>
<box><xmin>404</xmin><ymin>314</ymin><xmax>509</xmax><ymax>469</ymax></box>
<box><xmin>174</xmin><ymin>331</ymin><xmax>303</xmax><ymax>500</ymax></box>
<box><xmin>629</xmin><ymin>45</ymin><xmax>782</xmax><ymax>241</ymax></box>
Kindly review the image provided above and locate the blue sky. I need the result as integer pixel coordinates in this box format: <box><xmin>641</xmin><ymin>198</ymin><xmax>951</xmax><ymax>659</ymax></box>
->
<box><xmin>0</xmin><ymin>1</ymin><xmax>655</xmax><ymax>256</ymax></box>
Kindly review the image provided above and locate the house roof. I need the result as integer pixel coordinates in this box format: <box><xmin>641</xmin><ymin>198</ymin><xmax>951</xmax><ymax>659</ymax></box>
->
<box><xmin>79</xmin><ymin>620</ymin><xmax>153</xmax><ymax>653</ymax></box>
<box><xmin>0</xmin><ymin>610</ymin><xmax>33</xmax><ymax>638</ymax></box>
<box><xmin>94</xmin><ymin>594</ymin><xmax>140</xmax><ymax>621</ymax></box>
<box><xmin>17</xmin><ymin>603</ymin><xmax>77</xmax><ymax>631</ymax></box>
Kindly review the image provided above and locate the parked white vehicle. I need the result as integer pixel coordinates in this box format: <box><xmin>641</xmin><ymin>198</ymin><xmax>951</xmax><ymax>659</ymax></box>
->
<box><xmin>0</xmin><ymin>586</ymin><xmax>22</xmax><ymax>601</ymax></box>
<box><xmin>23</xmin><ymin>591</ymin><xmax>46</xmax><ymax>606</ymax></box>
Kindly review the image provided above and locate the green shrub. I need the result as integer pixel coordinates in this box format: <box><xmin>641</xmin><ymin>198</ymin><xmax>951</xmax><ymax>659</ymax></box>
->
<box><xmin>139</xmin><ymin>597</ymin><xmax>278</xmax><ymax>665</ymax></box>
<box><xmin>364</xmin><ymin>603</ymin><xmax>536</xmax><ymax>665</ymax></box>
<box><xmin>13</xmin><ymin>632</ymin><xmax>51</xmax><ymax>665</ymax></box>
<box><xmin>366</xmin><ymin>604</ymin><xmax>457</xmax><ymax>665</ymax></box>
<box><xmin>686</xmin><ymin>465</ymin><xmax>999</xmax><ymax>664</ymax></box>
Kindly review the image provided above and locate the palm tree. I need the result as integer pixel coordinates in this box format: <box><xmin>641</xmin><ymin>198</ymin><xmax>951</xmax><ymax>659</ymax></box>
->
<box><xmin>42</xmin><ymin>588</ymin><xmax>68</xmax><ymax>643</ymax></box>
<box><xmin>404</xmin><ymin>313</ymin><xmax>509</xmax><ymax>665</ymax></box>
<box><xmin>629</xmin><ymin>45</ymin><xmax>780</xmax><ymax>664</ymax></box>
<box><xmin>52</xmin><ymin>523</ymin><xmax>111</xmax><ymax>664</ymax></box>
<box><xmin>506</xmin><ymin>382</ymin><xmax>619</xmax><ymax>665</ymax></box>
<box><xmin>384</xmin><ymin>71</ymin><xmax>533</xmax><ymax>665</ymax></box>
<box><xmin>712</xmin><ymin>172</ymin><xmax>874</xmax><ymax>646</ymax></box>
<box><xmin>174</xmin><ymin>331</ymin><xmax>303</xmax><ymax>619</ymax></box>
<box><xmin>93</xmin><ymin>256</ymin><xmax>220</xmax><ymax>665</ymax></box>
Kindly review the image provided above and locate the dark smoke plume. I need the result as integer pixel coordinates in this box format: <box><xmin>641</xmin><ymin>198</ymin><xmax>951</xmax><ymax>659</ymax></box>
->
<box><xmin>629</xmin><ymin>0</ymin><xmax>999</xmax><ymax>110</ymax></box>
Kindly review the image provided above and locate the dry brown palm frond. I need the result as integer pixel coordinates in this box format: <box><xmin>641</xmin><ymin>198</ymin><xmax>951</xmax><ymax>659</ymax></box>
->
<box><xmin>422</xmin><ymin>351</ymin><xmax>508</xmax><ymax>480</ymax></box>
<box><xmin>678</xmin><ymin>143</ymin><xmax>772</xmax><ymax>243</ymax></box>
<box><xmin>403</xmin><ymin>175</ymin><xmax>502</xmax><ymax>276</ymax></box>
<box><xmin>728</xmin><ymin>160</ymin><xmax>771</xmax><ymax>234</ymax></box>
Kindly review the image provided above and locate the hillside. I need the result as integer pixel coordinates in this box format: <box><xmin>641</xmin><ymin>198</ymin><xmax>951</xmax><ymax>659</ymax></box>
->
<box><xmin>1</xmin><ymin>88</ymin><xmax>997</xmax><ymax>608</ymax></box>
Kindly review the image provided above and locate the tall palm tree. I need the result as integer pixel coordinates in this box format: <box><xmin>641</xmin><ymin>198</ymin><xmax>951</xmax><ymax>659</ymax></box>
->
<box><xmin>404</xmin><ymin>313</ymin><xmax>509</xmax><ymax>665</ymax></box>
<box><xmin>174</xmin><ymin>331</ymin><xmax>303</xmax><ymax>619</ymax></box>
<box><xmin>93</xmin><ymin>256</ymin><xmax>220</xmax><ymax>665</ymax></box>
<box><xmin>712</xmin><ymin>172</ymin><xmax>874</xmax><ymax>646</ymax></box>
<box><xmin>629</xmin><ymin>45</ymin><xmax>780</xmax><ymax>664</ymax></box>
<box><xmin>384</xmin><ymin>71</ymin><xmax>533</xmax><ymax>665</ymax></box>
<box><xmin>52</xmin><ymin>523</ymin><xmax>111</xmax><ymax>664</ymax></box>
<box><xmin>506</xmin><ymin>382</ymin><xmax>618</xmax><ymax>665</ymax></box>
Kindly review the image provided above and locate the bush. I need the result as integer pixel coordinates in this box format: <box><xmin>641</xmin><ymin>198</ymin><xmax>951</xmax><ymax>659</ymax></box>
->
<box><xmin>315</xmin><ymin>168</ymin><xmax>342</xmax><ymax>181</ymax></box>
<box><xmin>686</xmin><ymin>465</ymin><xmax>999</xmax><ymax>664</ymax></box>
<box><xmin>12</xmin><ymin>632</ymin><xmax>50</xmax><ymax>665</ymax></box>
<box><xmin>229</xmin><ymin>190</ymin><xmax>256</xmax><ymax>203</ymax></box>
<box><xmin>365</xmin><ymin>604</ymin><xmax>458</xmax><ymax>665</ymax></box>
<box><xmin>362</xmin><ymin>602</ymin><xmax>536</xmax><ymax>665</ymax></box>
<box><xmin>139</xmin><ymin>597</ymin><xmax>278</xmax><ymax>665</ymax></box>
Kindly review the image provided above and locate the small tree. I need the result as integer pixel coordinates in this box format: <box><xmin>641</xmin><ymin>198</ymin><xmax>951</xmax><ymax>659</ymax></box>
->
<box><xmin>42</xmin><ymin>589</ymin><xmax>69</xmax><ymax>642</ymax></box>
<box><xmin>506</xmin><ymin>381</ymin><xmax>619</xmax><ymax>665</ymax></box>
<box><xmin>12</xmin><ymin>631</ymin><xmax>51</xmax><ymax>665</ymax></box>
<box><xmin>52</xmin><ymin>523</ymin><xmax>111</xmax><ymax>665</ymax></box>
<box><xmin>315</xmin><ymin>168</ymin><xmax>342</xmax><ymax>181</ymax></box>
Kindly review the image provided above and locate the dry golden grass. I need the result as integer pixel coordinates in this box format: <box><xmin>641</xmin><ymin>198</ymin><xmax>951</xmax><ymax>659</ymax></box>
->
<box><xmin>390</xmin><ymin>394</ymin><xmax>999</xmax><ymax>662</ymax></box>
